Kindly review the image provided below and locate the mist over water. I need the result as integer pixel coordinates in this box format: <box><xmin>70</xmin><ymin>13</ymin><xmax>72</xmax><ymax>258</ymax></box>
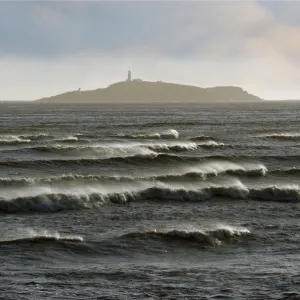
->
<box><xmin>1</xmin><ymin>101</ymin><xmax>300</xmax><ymax>299</ymax></box>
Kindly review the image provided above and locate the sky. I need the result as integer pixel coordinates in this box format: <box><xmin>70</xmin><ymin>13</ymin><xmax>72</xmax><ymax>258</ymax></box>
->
<box><xmin>0</xmin><ymin>0</ymin><xmax>300</xmax><ymax>101</ymax></box>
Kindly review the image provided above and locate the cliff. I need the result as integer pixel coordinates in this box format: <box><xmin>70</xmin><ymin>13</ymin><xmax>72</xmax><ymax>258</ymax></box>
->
<box><xmin>37</xmin><ymin>81</ymin><xmax>262</xmax><ymax>103</ymax></box>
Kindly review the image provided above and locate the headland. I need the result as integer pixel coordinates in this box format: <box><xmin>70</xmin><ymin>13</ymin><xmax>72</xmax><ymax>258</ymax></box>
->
<box><xmin>37</xmin><ymin>71</ymin><xmax>262</xmax><ymax>103</ymax></box>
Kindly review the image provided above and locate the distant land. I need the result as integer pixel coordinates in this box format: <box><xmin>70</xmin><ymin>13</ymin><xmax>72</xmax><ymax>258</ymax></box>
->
<box><xmin>37</xmin><ymin>81</ymin><xmax>262</xmax><ymax>103</ymax></box>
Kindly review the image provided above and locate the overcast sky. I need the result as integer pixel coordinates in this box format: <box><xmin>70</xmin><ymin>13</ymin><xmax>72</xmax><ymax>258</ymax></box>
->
<box><xmin>1</xmin><ymin>0</ymin><xmax>300</xmax><ymax>100</ymax></box>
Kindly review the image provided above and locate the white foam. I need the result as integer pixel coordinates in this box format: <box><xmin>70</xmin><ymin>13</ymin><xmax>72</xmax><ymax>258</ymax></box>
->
<box><xmin>145</xmin><ymin>140</ymin><xmax>198</xmax><ymax>151</ymax></box>
<box><xmin>124</xmin><ymin>223</ymin><xmax>251</xmax><ymax>246</ymax></box>
<box><xmin>30</xmin><ymin>142</ymin><xmax>158</xmax><ymax>159</ymax></box>
<box><xmin>155</xmin><ymin>160</ymin><xmax>267</xmax><ymax>179</ymax></box>
<box><xmin>196</xmin><ymin>140</ymin><xmax>226</xmax><ymax>147</ymax></box>
<box><xmin>0</xmin><ymin>178</ymin><xmax>249</xmax><ymax>212</ymax></box>
<box><xmin>258</xmin><ymin>132</ymin><xmax>300</xmax><ymax>138</ymax></box>
<box><xmin>189</xmin><ymin>161</ymin><xmax>267</xmax><ymax>177</ymax></box>
<box><xmin>0</xmin><ymin>135</ymin><xmax>31</xmax><ymax>143</ymax></box>
<box><xmin>160</xmin><ymin>129</ymin><xmax>179</xmax><ymax>139</ymax></box>
<box><xmin>55</xmin><ymin>135</ymin><xmax>79</xmax><ymax>142</ymax></box>
<box><xmin>130</xmin><ymin>129</ymin><xmax>180</xmax><ymax>139</ymax></box>
<box><xmin>2</xmin><ymin>228</ymin><xmax>83</xmax><ymax>243</ymax></box>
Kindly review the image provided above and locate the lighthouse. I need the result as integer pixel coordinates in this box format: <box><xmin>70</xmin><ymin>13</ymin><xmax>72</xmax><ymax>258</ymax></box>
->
<box><xmin>127</xmin><ymin>70</ymin><xmax>131</xmax><ymax>82</ymax></box>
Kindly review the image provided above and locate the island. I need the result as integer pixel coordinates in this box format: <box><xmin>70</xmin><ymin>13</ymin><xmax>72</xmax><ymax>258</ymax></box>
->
<box><xmin>37</xmin><ymin>71</ymin><xmax>262</xmax><ymax>103</ymax></box>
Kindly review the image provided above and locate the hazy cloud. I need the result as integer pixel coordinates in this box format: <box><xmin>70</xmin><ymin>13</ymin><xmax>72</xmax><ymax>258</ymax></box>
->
<box><xmin>0</xmin><ymin>1</ymin><xmax>300</xmax><ymax>100</ymax></box>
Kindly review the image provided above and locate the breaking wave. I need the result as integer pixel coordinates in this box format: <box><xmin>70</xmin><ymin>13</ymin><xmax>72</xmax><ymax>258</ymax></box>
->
<box><xmin>0</xmin><ymin>191</ymin><xmax>139</xmax><ymax>213</ymax></box>
<box><xmin>0</xmin><ymin>153</ymin><xmax>166</xmax><ymax>168</ymax></box>
<box><xmin>117</xmin><ymin>129</ymin><xmax>179</xmax><ymax>139</ymax></box>
<box><xmin>0</xmin><ymin>154</ymin><xmax>268</xmax><ymax>174</ymax></box>
<box><xmin>20</xmin><ymin>133</ymin><xmax>49</xmax><ymax>140</ymax></box>
<box><xmin>27</xmin><ymin>143</ymin><xmax>156</xmax><ymax>159</ymax></box>
<box><xmin>0</xmin><ymin>181</ymin><xmax>299</xmax><ymax>213</ymax></box>
<box><xmin>0</xmin><ymin>180</ymin><xmax>300</xmax><ymax>213</ymax></box>
<box><xmin>10</xmin><ymin>139</ymin><xmax>221</xmax><ymax>159</ymax></box>
<box><xmin>0</xmin><ymin>180</ymin><xmax>247</xmax><ymax>213</ymax></box>
<box><xmin>0</xmin><ymin>133</ymin><xmax>83</xmax><ymax>145</ymax></box>
<box><xmin>249</xmin><ymin>185</ymin><xmax>300</xmax><ymax>202</ymax></box>
<box><xmin>147</xmin><ymin>140</ymin><xmax>227</xmax><ymax>151</ymax></box>
<box><xmin>153</xmin><ymin>161</ymin><xmax>267</xmax><ymax>180</ymax></box>
<box><xmin>0</xmin><ymin>160</ymin><xmax>267</xmax><ymax>188</ymax></box>
<box><xmin>184</xmin><ymin>161</ymin><xmax>267</xmax><ymax>177</ymax></box>
<box><xmin>54</xmin><ymin>135</ymin><xmax>79</xmax><ymax>142</ymax></box>
<box><xmin>270</xmin><ymin>168</ymin><xmax>300</xmax><ymax>176</ymax></box>
<box><xmin>0</xmin><ymin>229</ymin><xmax>83</xmax><ymax>245</ymax></box>
<box><xmin>13</xmin><ymin>139</ymin><xmax>226</xmax><ymax>158</ymax></box>
<box><xmin>0</xmin><ymin>135</ymin><xmax>31</xmax><ymax>145</ymax></box>
<box><xmin>122</xmin><ymin>225</ymin><xmax>251</xmax><ymax>246</ymax></box>
<box><xmin>196</xmin><ymin>140</ymin><xmax>227</xmax><ymax>148</ymax></box>
<box><xmin>147</xmin><ymin>141</ymin><xmax>198</xmax><ymax>152</ymax></box>
<box><xmin>0</xmin><ymin>174</ymin><xmax>134</xmax><ymax>187</ymax></box>
<box><xmin>260</xmin><ymin>132</ymin><xmax>300</xmax><ymax>141</ymax></box>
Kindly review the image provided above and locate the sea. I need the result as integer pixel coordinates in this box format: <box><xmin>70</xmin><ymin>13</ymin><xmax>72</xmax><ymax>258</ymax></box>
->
<box><xmin>0</xmin><ymin>101</ymin><xmax>300</xmax><ymax>300</ymax></box>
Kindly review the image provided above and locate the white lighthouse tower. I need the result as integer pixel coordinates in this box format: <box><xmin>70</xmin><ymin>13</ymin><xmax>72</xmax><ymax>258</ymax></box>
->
<box><xmin>127</xmin><ymin>70</ymin><xmax>132</xmax><ymax>82</ymax></box>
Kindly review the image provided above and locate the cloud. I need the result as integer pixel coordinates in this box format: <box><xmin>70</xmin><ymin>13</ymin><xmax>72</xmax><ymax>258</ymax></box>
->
<box><xmin>0</xmin><ymin>1</ymin><xmax>300</xmax><ymax>100</ymax></box>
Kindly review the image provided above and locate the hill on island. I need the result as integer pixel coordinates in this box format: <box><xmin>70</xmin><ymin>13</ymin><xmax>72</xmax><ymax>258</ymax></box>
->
<box><xmin>37</xmin><ymin>81</ymin><xmax>262</xmax><ymax>103</ymax></box>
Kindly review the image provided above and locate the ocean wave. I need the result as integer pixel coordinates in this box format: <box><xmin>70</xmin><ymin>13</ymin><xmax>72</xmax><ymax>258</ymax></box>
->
<box><xmin>16</xmin><ymin>139</ymin><xmax>226</xmax><ymax>157</ymax></box>
<box><xmin>147</xmin><ymin>140</ymin><xmax>227</xmax><ymax>151</ymax></box>
<box><xmin>28</xmin><ymin>143</ymin><xmax>157</xmax><ymax>159</ymax></box>
<box><xmin>13</xmin><ymin>140</ymin><xmax>201</xmax><ymax>158</ymax></box>
<box><xmin>180</xmin><ymin>161</ymin><xmax>267</xmax><ymax>178</ymax></box>
<box><xmin>0</xmin><ymin>153</ymin><xmax>166</xmax><ymax>168</ymax></box>
<box><xmin>1</xmin><ymin>181</ymin><xmax>299</xmax><ymax>213</ymax></box>
<box><xmin>0</xmin><ymin>191</ymin><xmax>138</xmax><ymax>213</ymax></box>
<box><xmin>146</xmin><ymin>141</ymin><xmax>198</xmax><ymax>152</ymax></box>
<box><xmin>122</xmin><ymin>225</ymin><xmax>251</xmax><ymax>246</ymax></box>
<box><xmin>0</xmin><ymin>160</ymin><xmax>267</xmax><ymax>188</ymax></box>
<box><xmin>0</xmin><ymin>133</ymin><xmax>83</xmax><ymax>145</ymax></box>
<box><xmin>0</xmin><ymin>154</ymin><xmax>268</xmax><ymax>175</ymax></box>
<box><xmin>157</xmin><ymin>169</ymin><xmax>265</xmax><ymax>181</ymax></box>
<box><xmin>0</xmin><ymin>133</ymin><xmax>50</xmax><ymax>142</ymax></box>
<box><xmin>196</xmin><ymin>140</ymin><xmax>227</xmax><ymax>148</ymax></box>
<box><xmin>249</xmin><ymin>185</ymin><xmax>300</xmax><ymax>202</ymax></box>
<box><xmin>118</xmin><ymin>129</ymin><xmax>179</xmax><ymax>139</ymax></box>
<box><xmin>0</xmin><ymin>229</ymin><xmax>83</xmax><ymax>245</ymax></box>
<box><xmin>270</xmin><ymin>168</ymin><xmax>300</xmax><ymax>176</ymax></box>
<box><xmin>0</xmin><ymin>174</ymin><xmax>134</xmax><ymax>187</ymax></box>
<box><xmin>20</xmin><ymin>133</ymin><xmax>49</xmax><ymax>140</ymax></box>
<box><xmin>54</xmin><ymin>135</ymin><xmax>79</xmax><ymax>142</ymax></box>
<box><xmin>260</xmin><ymin>132</ymin><xmax>300</xmax><ymax>141</ymax></box>
<box><xmin>0</xmin><ymin>181</ymin><xmax>248</xmax><ymax>213</ymax></box>
<box><xmin>0</xmin><ymin>135</ymin><xmax>31</xmax><ymax>144</ymax></box>
<box><xmin>104</xmin><ymin>121</ymin><xmax>207</xmax><ymax>128</ymax></box>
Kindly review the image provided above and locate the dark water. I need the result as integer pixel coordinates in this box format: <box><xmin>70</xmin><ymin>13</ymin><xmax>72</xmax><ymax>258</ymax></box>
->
<box><xmin>1</xmin><ymin>101</ymin><xmax>300</xmax><ymax>299</ymax></box>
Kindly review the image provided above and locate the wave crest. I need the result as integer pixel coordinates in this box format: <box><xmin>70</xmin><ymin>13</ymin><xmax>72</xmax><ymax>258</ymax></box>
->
<box><xmin>1</xmin><ymin>181</ymin><xmax>298</xmax><ymax>213</ymax></box>
<box><xmin>0</xmin><ymin>229</ymin><xmax>83</xmax><ymax>245</ymax></box>
<box><xmin>123</xmin><ymin>226</ymin><xmax>251</xmax><ymax>246</ymax></box>
<box><xmin>197</xmin><ymin>140</ymin><xmax>228</xmax><ymax>148</ymax></box>
<box><xmin>260</xmin><ymin>133</ymin><xmax>300</xmax><ymax>141</ymax></box>
<box><xmin>0</xmin><ymin>191</ymin><xmax>138</xmax><ymax>213</ymax></box>
<box><xmin>118</xmin><ymin>129</ymin><xmax>179</xmax><ymax>139</ymax></box>
<box><xmin>270</xmin><ymin>168</ymin><xmax>300</xmax><ymax>176</ymax></box>
<box><xmin>0</xmin><ymin>182</ymin><xmax>248</xmax><ymax>213</ymax></box>
<box><xmin>147</xmin><ymin>141</ymin><xmax>198</xmax><ymax>152</ymax></box>
<box><xmin>29</xmin><ymin>143</ymin><xmax>156</xmax><ymax>159</ymax></box>
<box><xmin>0</xmin><ymin>135</ymin><xmax>31</xmax><ymax>144</ymax></box>
<box><xmin>54</xmin><ymin>136</ymin><xmax>79</xmax><ymax>142</ymax></box>
<box><xmin>249</xmin><ymin>185</ymin><xmax>300</xmax><ymax>202</ymax></box>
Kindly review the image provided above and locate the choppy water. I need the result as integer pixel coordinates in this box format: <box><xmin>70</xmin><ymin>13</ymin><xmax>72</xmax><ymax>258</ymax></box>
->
<box><xmin>1</xmin><ymin>101</ymin><xmax>300</xmax><ymax>299</ymax></box>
